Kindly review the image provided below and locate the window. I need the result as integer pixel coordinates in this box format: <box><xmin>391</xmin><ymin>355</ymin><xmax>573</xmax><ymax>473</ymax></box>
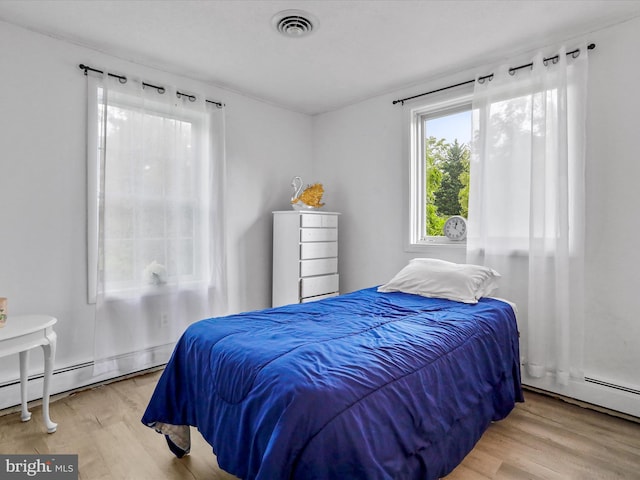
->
<box><xmin>409</xmin><ymin>95</ymin><xmax>472</xmax><ymax>247</ymax></box>
<box><xmin>98</xmin><ymin>96</ymin><xmax>208</xmax><ymax>292</ymax></box>
<box><xmin>88</xmin><ymin>83</ymin><xmax>216</xmax><ymax>300</ymax></box>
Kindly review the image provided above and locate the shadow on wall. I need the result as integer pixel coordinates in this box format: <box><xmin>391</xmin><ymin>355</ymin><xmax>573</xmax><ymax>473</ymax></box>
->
<box><xmin>231</xmin><ymin>213</ymin><xmax>274</xmax><ymax>314</ymax></box>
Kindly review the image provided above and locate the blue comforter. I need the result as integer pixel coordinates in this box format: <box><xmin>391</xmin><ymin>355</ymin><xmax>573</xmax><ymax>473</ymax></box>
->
<box><xmin>142</xmin><ymin>287</ymin><xmax>523</xmax><ymax>479</ymax></box>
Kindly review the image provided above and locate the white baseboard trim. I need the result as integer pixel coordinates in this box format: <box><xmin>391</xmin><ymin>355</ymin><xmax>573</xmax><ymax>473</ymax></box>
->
<box><xmin>522</xmin><ymin>372</ymin><xmax>640</xmax><ymax>419</ymax></box>
<box><xmin>0</xmin><ymin>343</ymin><xmax>174</xmax><ymax>411</ymax></box>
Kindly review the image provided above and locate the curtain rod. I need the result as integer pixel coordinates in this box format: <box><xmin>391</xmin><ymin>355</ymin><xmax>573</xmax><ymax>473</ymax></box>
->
<box><xmin>392</xmin><ymin>43</ymin><xmax>595</xmax><ymax>106</ymax></box>
<box><xmin>78</xmin><ymin>63</ymin><xmax>225</xmax><ymax>108</ymax></box>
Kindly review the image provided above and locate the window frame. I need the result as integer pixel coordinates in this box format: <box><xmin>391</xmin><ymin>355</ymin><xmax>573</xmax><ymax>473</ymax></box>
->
<box><xmin>88</xmin><ymin>84</ymin><xmax>211</xmax><ymax>302</ymax></box>
<box><xmin>99</xmin><ymin>103</ymin><xmax>206</xmax><ymax>294</ymax></box>
<box><xmin>406</xmin><ymin>92</ymin><xmax>473</xmax><ymax>251</ymax></box>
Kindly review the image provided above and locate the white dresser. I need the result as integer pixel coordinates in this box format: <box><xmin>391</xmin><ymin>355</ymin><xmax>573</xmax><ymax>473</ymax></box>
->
<box><xmin>272</xmin><ymin>211</ymin><xmax>340</xmax><ymax>307</ymax></box>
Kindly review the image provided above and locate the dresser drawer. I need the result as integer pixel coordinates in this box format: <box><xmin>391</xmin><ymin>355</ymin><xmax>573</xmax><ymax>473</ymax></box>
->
<box><xmin>300</xmin><ymin>228</ymin><xmax>338</xmax><ymax>242</ymax></box>
<box><xmin>301</xmin><ymin>292</ymin><xmax>339</xmax><ymax>303</ymax></box>
<box><xmin>300</xmin><ymin>258</ymin><xmax>338</xmax><ymax>277</ymax></box>
<box><xmin>301</xmin><ymin>214</ymin><xmax>338</xmax><ymax>228</ymax></box>
<box><xmin>300</xmin><ymin>274</ymin><xmax>339</xmax><ymax>299</ymax></box>
<box><xmin>300</xmin><ymin>242</ymin><xmax>338</xmax><ymax>260</ymax></box>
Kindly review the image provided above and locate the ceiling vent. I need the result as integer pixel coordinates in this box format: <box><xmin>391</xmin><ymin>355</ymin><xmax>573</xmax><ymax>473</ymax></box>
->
<box><xmin>272</xmin><ymin>10</ymin><xmax>317</xmax><ymax>38</ymax></box>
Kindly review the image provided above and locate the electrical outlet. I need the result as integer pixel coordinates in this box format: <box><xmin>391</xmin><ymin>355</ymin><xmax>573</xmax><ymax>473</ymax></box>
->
<box><xmin>160</xmin><ymin>313</ymin><xmax>169</xmax><ymax>326</ymax></box>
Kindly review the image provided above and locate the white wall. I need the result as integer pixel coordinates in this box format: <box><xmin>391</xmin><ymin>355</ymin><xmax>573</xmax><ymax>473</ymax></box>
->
<box><xmin>583</xmin><ymin>16</ymin><xmax>640</xmax><ymax>392</ymax></box>
<box><xmin>313</xmin><ymin>17</ymin><xmax>640</xmax><ymax>416</ymax></box>
<box><xmin>0</xmin><ymin>21</ymin><xmax>313</xmax><ymax>403</ymax></box>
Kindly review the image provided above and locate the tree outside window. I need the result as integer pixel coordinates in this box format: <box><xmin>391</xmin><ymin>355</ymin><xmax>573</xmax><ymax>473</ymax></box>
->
<box><xmin>423</xmin><ymin>109</ymin><xmax>471</xmax><ymax>237</ymax></box>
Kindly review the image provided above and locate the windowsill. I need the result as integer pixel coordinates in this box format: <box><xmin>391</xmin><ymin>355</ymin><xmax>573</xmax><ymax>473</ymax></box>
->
<box><xmin>405</xmin><ymin>243</ymin><xmax>546</xmax><ymax>257</ymax></box>
<box><xmin>405</xmin><ymin>237</ymin><xmax>467</xmax><ymax>253</ymax></box>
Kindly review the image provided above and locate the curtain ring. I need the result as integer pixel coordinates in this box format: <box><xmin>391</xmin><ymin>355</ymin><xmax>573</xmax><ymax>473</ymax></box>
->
<box><xmin>508</xmin><ymin>68</ymin><xmax>516</xmax><ymax>76</ymax></box>
<box><xmin>544</xmin><ymin>55</ymin><xmax>560</xmax><ymax>66</ymax></box>
<box><xmin>478</xmin><ymin>76</ymin><xmax>485</xmax><ymax>85</ymax></box>
<box><xmin>143</xmin><ymin>82</ymin><xmax>166</xmax><ymax>94</ymax></box>
<box><xmin>572</xmin><ymin>50</ymin><xmax>580</xmax><ymax>59</ymax></box>
<box><xmin>118</xmin><ymin>77</ymin><xmax>127</xmax><ymax>84</ymax></box>
<box><xmin>177</xmin><ymin>91</ymin><xmax>197</xmax><ymax>102</ymax></box>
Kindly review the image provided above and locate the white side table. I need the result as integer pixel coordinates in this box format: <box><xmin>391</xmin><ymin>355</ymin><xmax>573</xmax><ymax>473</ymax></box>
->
<box><xmin>0</xmin><ymin>315</ymin><xmax>58</xmax><ymax>433</ymax></box>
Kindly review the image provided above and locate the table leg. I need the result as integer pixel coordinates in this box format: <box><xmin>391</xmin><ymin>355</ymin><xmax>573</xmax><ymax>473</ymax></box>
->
<box><xmin>18</xmin><ymin>350</ymin><xmax>32</xmax><ymax>422</ymax></box>
<box><xmin>41</xmin><ymin>329</ymin><xmax>57</xmax><ymax>433</ymax></box>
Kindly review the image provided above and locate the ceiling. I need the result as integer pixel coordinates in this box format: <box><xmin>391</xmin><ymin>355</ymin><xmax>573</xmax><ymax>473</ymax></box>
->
<box><xmin>1</xmin><ymin>0</ymin><xmax>640</xmax><ymax>115</ymax></box>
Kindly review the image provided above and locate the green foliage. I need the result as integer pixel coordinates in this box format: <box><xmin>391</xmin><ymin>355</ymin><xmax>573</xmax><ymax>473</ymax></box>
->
<box><xmin>458</xmin><ymin>168</ymin><xmax>469</xmax><ymax>218</ymax></box>
<box><xmin>425</xmin><ymin>138</ymin><xmax>445</xmax><ymax>236</ymax></box>
<box><xmin>425</xmin><ymin>137</ymin><xmax>470</xmax><ymax>236</ymax></box>
<box><xmin>434</xmin><ymin>140</ymin><xmax>469</xmax><ymax>216</ymax></box>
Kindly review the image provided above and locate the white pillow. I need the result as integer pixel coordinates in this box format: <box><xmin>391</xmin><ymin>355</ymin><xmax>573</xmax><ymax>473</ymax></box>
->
<box><xmin>377</xmin><ymin>258</ymin><xmax>500</xmax><ymax>304</ymax></box>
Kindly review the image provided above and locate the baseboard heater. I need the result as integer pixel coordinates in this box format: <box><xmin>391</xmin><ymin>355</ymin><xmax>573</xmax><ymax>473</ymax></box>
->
<box><xmin>0</xmin><ymin>342</ymin><xmax>174</xmax><ymax>390</ymax></box>
<box><xmin>584</xmin><ymin>376</ymin><xmax>640</xmax><ymax>396</ymax></box>
<box><xmin>0</xmin><ymin>361</ymin><xmax>94</xmax><ymax>389</ymax></box>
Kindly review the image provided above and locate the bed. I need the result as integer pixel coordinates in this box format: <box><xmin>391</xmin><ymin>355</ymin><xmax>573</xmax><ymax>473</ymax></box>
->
<box><xmin>142</xmin><ymin>260</ymin><xmax>523</xmax><ymax>480</ymax></box>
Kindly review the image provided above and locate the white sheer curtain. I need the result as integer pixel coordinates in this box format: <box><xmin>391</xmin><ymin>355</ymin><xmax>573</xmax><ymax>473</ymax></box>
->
<box><xmin>467</xmin><ymin>46</ymin><xmax>587</xmax><ymax>385</ymax></box>
<box><xmin>86</xmin><ymin>72</ymin><xmax>227</xmax><ymax>375</ymax></box>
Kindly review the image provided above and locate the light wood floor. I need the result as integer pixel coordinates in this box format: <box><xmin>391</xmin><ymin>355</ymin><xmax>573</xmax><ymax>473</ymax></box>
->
<box><xmin>1</xmin><ymin>370</ymin><xmax>639</xmax><ymax>479</ymax></box>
